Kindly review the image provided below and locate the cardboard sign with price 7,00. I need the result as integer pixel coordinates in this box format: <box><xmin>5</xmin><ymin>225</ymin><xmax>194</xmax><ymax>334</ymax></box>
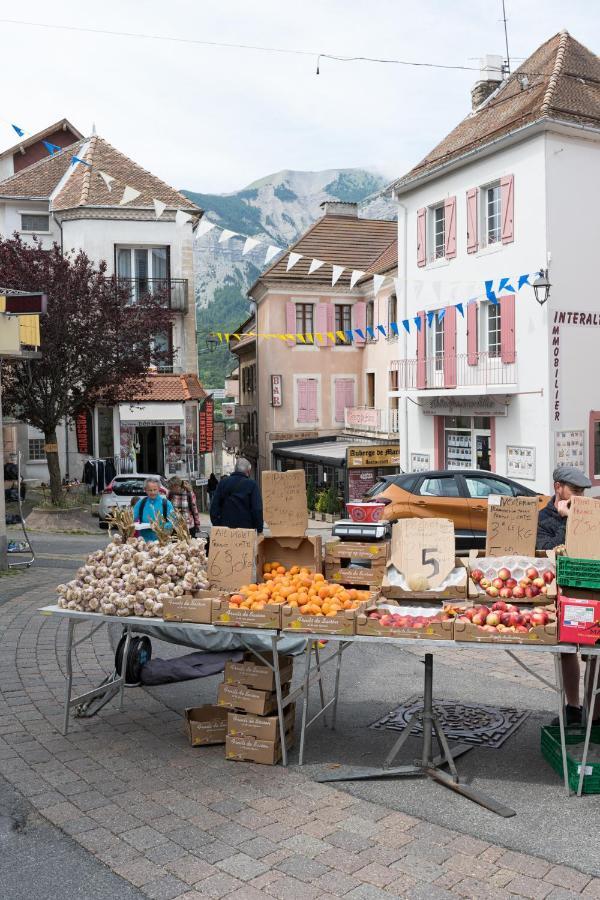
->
<box><xmin>207</xmin><ymin>527</ymin><xmax>255</xmax><ymax>591</ymax></box>
<box><xmin>391</xmin><ymin>519</ymin><xmax>455</xmax><ymax>589</ymax></box>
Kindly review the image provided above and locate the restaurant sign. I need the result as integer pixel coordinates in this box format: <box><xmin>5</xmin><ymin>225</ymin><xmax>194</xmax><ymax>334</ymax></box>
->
<box><xmin>421</xmin><ymin>395</ymin><xmax>509</xmax><ymax>417</ymax></box>
<box><xmin>346</xmin><ymin>444</ymin><xmax>401</xmax><ymax>468</ymax></box>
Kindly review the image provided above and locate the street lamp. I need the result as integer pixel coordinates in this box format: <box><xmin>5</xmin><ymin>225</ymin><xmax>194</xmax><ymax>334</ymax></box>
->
<box><xmin>532</xmin><ymin>269</ymin><xmax>551</xmax><ymax>306</ymax></box>
<box><xmin>205</xmin><ymin>335</ymin><xmax>219</xmax><ymax>353</ymax></box>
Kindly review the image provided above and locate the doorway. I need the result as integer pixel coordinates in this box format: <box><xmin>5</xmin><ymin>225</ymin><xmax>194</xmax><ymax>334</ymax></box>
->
<box><xmin>136</xmin><ymin>426</ymin><xmax>164</xmax><ymax>474</ymax></box>
<box><xmin>443</xmin><ymin>416</ymin><xmax>493</xmax><ymax>471</ymax></box>
<box><xmin>366</xmin><ymin>373</ymin><xmax>375</xmax><ymax>408</ymax></box>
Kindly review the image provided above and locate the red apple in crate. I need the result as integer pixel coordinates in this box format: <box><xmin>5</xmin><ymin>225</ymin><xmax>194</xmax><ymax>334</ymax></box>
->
<box><xmin>516</xmin><ymin>624</ymin><xmax>529</xmax><ymax>633</ymax></box>
<box><xmin>539</xmin><ymin>586</ymin><xmax>548</xmax><ymax>595</ymax></box>
<box><xmin>486</xmin><ymin>586</ymin><xmax>499</xmax><ymax>599</ymax></box>
<box><xmin>530</xmin><ymin>611</ymin><xmax>548</xmax><ymax>627</ymax></box>
<box><xmin>507</xmin><ymin>612</ymin><xmax>522</xmax><ymax>626</ymax></box>
<box><xmin>456</xmin><ymin>615</ymin><xmax>470</xmax><ymax>623</ymax></box>
<box><xmin>526</xmin><ymin>585</ymin><xmax>541</xmax><ymax>598</ymax></box>
<box><xmin>499</xmin><ymin>588</ymin><xmax>512</xmax><ymax>600</ymax></box>
<box><xmin>520</xmin><ymin>577</ymin><xmax>531</xmax><ymax>588</ymax></box>
<box><xmin>492</xmin><ymin>578</ymin><xmax>504</xmax><ymax>590</ymax></box>
<box><xmin>479</xmin><ymin>578</ymin><xmax>491</xmax><ymax>590</ymax></box>
<box><xmin>511</xmin><ymin>587</ymin><xmax>525</xmax><ymax>599</ymax></box>
<box><xmin>470</xmin><ymin>569</ymin><xmax>484</xmax><ymax>584</ymax></box>
<box><xmin>482</xmin><ymin>624</ymin><xmax>497</xmax><ymax>632</ymax></box>
<box><xmin>380</xmin><ymin>614</ymin><xmax>394</xmax><ymax>627</ymax></box>
<box><xmin>462</xmin><ymin>608</ymin><xmax>475</xmax><ymax>621</ymax></box>
<box><xmin>526</xmin><ymin>566</ymin><xmax>539</xmax><ymax>580</ymax></box>
<box><xmin>368</xmin><ymin>612</ymin><xmax>380</xmax><ymax>619</ymax></box>
<box><xmin>507</xmin><ymin>604</ymin><xmax>519</xmax><ymax>612</ymax></box>
<box><xmin>492</xmin><ymin>600</ymin><xmax>508</xmax><ymax>611</ymax></box>
<box><xmin>497</xmin><ymin>567</ymin><xmax>512</xmax><ymax>581</ymax></box>
<box><xmin>486</xmin><ymin>612</ymin><xmax>500</xmax><ymax>626</ymax></box>
<box><xmin>506</xmin><ymin>578</ymin><xmax>518</xmax><ymax>590</ymax></box>
<box><xmin>532</xmin><ymin>577</ymin><xmax>545</xmax><ymax>589</ymax></box>
<box><xmin>472</xmin><ymin>611</ymin><xmax>487</xmax><ymax>626</ymax></box>
<box><xmin>543</xmin><ymin>570</ymin><xmax>555</xmax><ymax>584</ymax></box>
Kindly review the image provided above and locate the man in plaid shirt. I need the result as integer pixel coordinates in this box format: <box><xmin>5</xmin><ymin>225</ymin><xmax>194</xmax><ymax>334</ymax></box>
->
<box><xmin>167</xmin><ymin>477</ymin><xmax>201</xmax><ymax>537</ymax></box>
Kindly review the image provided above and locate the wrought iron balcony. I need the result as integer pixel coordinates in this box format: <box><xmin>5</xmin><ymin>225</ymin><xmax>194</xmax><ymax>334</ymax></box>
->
<box><xmin>391</xmin><ymin>351</ymin><xmax>517</xmax><ymax>391</ymax></box>
<box><xmin>117</xmin><ymin>278</ymin><xmax>189</xmax><ymax>312</ymax></box>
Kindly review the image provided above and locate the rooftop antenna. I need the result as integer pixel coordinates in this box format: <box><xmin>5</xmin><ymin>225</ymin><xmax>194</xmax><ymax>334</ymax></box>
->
<box><xmin>501</xmin><ymin>0</ymin><xmax>511</xmax><ymax>76</ymax></box>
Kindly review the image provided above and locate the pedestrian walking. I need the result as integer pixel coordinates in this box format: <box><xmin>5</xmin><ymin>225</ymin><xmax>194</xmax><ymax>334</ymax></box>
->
<box><xmin>207</xmin><ymin>472</ymin><xmax>218</xmax><ymax>504</ymax></box>
<box><xmin>133</xmin><ymin>477</ymin><xmax>175</xmax><ymax>543</ymax></box>
<box><xmin>168</xmin><ymin>476</ymin><xmax>201</xmax><ymax>537</ymax></box>
<box><xmin>209</xmin><ymin>458</ymin><xmax>263</xmax><ymax>532</ymax></box>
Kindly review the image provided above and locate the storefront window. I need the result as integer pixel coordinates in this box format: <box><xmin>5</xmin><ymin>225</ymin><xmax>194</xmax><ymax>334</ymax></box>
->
<box><xmin>444</xmin><ymin>416</ymin><xmax>492</xmax><ymax>472</ymax></box>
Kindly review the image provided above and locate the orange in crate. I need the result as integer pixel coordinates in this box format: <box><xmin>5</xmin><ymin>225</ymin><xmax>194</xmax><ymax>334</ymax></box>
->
<box><xmin>227</xmin><ymin>564</ymin><xmax>370</xmax><ymax>614</ymax></box>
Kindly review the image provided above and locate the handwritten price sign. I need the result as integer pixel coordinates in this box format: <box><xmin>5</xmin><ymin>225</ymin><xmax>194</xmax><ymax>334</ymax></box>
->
<box><xmin>391</xmin><ymin>519</ymin><xmax>455</xmax><ymax>589</ymax></box>
<box><xmin>262</xmin><ymin>470</ymin><xmax>307</xmax><ymax>537</ymax></box>
<box><xmin>486</xmin><ymin>495</ymin><xmax>538</xmax><ymax>556</ymax></box>
<box><xmin>566</xmin><ymin>496</ymin><xmax>600</xmax><ymax>560</ymax></box>
<box><xmin>208</xmin><ymin>527</ymin><xmax>256</xmax><ymax>591</ymax></box>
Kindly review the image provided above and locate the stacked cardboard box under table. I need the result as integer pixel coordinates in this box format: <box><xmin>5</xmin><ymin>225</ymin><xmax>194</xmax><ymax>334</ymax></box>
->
<box><xmin>324</xmin><ymin>538</ymin><xmax>390</xmax><ymax>590</ymax></box>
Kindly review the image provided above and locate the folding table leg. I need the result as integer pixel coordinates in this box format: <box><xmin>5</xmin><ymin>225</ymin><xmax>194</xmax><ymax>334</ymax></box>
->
<box><xmin>118</xmin><ymin>626</ymin><xmax>131</xmax><ymax>711</ymax></box>
<box><xmin>271</xmin><ymin>636</ymin><xmax>288</xmax><ymax>767</ymax></box>
<box><xmin>554</xmin><ymin>654</ymin><xmax>570</xmax><ymax>796</ymax></box>
<box><xmin>63</xmin><ymin>619</ymin><xmax>75</xmax><ymax>736</ymax></box>
<box><xmin>577</xmin><ymin>656</ymin><xmax>600</xmax><ymax>797</ymax></box>
<box><xmin>298</xmin><ymin>641</ymin><xmax>313</xmax><ymax>767</ymax></box>
<box><xmin>332</xmin><ymin>642</ymin><xmax>345</xmax><ymax>731</ymax></box>
<box><xmin>314</xmin><ymin>643</ymin><xmax>327</xmax><ymax>726</ymax></box>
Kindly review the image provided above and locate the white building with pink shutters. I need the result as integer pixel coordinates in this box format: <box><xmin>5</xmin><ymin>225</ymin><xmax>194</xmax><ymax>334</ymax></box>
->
<box><xmin>388</xmin><ymin>30</ymin><xmax>600</xmax><ymax>494</ymax></box>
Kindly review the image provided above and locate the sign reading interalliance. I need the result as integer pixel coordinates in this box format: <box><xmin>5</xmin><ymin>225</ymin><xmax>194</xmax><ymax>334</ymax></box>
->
<box><xmin>347</xmin><ymin>445</ymin><xmax>401</xmax><ymax>468</ymax></box>
<box><xmin>550</xmin><ymin>311</ymin><xmax>600</xmax><ymax>423</ymax></box>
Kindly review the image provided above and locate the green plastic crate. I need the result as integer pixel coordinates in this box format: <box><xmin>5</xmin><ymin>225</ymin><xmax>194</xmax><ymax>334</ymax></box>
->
<box><xmin>541</xmin><ymin>725</ymin><xmax>600</xmax><ymax>794</ymax></box>
<box><xmin>557</xmin><ymin>556</ymin><xmax>600</xmax><ymax>590</ymax></box>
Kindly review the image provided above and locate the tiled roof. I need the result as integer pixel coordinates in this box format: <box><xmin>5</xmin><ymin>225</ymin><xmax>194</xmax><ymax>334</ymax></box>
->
<box><xmin>128</xmin><ymin>373</ymin><xmax>206</xmax><ymax>402</ymax></box>
<box><xmin>361</xmin><ymin>239</ymin><xmax>398</xmax><ymax>279</ymax></box>
<box><xmin>255</xmin><ymin>215</ymin><xmax>397</xmax><ymax>290</ymax></box>
<box><xmin>393</xmin><ymin>31</ymin><xmax>600</xmax><ymax>189</ymax></box>
<box><xmin>0</xmin><ymin>118</ymin><xmax>83</xmax><ymax>161</ymax></box>
<box><xmin>0</xmin><ymin>135</ymin><xmax>201</xmax><ymax>213</ymax></box>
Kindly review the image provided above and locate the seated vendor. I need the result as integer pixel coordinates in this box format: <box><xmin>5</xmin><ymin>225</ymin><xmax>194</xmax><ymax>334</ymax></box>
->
<box><xmin>537</xmin><ymin>466</ymin><xmax>598</xmax><ymax>726</ymax></box>
<box><xmin>133</xmin><ymin>477</ymin><xmax>175</xmax><ymax>543</ymax></box>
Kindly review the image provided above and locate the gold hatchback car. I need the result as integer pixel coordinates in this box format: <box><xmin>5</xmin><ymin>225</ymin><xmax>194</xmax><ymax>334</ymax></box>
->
<box><xmin>365</xmin><ymin>469</ymin><xmax>549</xmax><ymax>550</ymax></box>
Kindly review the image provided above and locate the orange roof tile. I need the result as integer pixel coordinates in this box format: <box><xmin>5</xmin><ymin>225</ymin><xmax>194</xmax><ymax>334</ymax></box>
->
<box><xmin>128</xmin><ymin>373</ymin><xmax>206</xmax><ymax>402</ymax></box>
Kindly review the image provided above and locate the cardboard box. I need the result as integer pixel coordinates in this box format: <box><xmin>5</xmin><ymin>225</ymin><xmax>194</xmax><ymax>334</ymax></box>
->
<box><xmin>467</xmin><ymin>550</ymin><xmax>557</xmax><ymax>600</ymax></box>
<box><xmin>162</xmin><ymin>591</ymin><xmax>227</xmax><ymax>624</ymax></box>
<box><xmin>262</xmin><ymin>470</ymin><xmax>307</xmax><ymax>537</ymax></box>
<box><xmin>356</xmin><ymin>606</ymin><xmax>454</xmax><ymax>640</ymax></box>
<box><xmin>227</xmin><ymin>705</ymin><xmax>296</xmax><ymax>742</ymax></box>
<box><xmin>184</xmin><ymin>705</ymin><xmax>228</xmax><ymax>746</ymax></box>
<box><xmin>381</xmin><ymin>558</ymin><xmax>468</xmax><ymax>601</ymax></box>
<box><xmin>281</xmin><ymin>599</ymin><xmax>372</xmax><ymax>635</ymax></box>
<box><xmin>207</xmin><ymin>527</ymin><xmax>256</xmax><ymax>592</ymax></box>
<box><xmin>225</xmin><ymin>729</ymin><xmax>295</xmax><ymax>765</ymax></box>
<box><xmin>558</xmin><ymin>588</ymin><xmax>600</xmax><ymax>645</ymax></box>
<box><xmin>325</xmin><ymin>562</ymin><xmax>386</xmax><ymax>587</ymax></box>
<box><xmin>256</xmin><ymin>535</ymin><xmax>322</xmax><ymax>576</ymax></box>
<box><xmin>217</xmin><ymin>681</ymin><xmax>289</xmax><ymax>716</ymax></box>
<box><xmin>224</xmin><ymin>653</ymin><xmax>294</xmax><ymax>691</ymax></box>
<box><xmin>325</xmin><ymin>539</ymin><xmax>391</xmax><ymax>562</ymax></box>
<box><xmin>211</xmin><ymin>598</ymin><xmax>281</xmax><ymax>630</ymax></box>
<box><xmin>486</xmin><ymin>494</ymin><xmax>539</xmax><ymax>556</ymax></box>
<box><xmin>454</xmin><ymin>606</ymin><xmax>557</xmax><ymax>645</ymax></box>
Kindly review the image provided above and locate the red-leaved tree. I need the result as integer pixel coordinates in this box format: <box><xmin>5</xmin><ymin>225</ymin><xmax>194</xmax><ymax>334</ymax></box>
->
<box><xmin>1</xmin><ymin>236</ymin><xmax>175</xmax><ymax>503</ymax></box>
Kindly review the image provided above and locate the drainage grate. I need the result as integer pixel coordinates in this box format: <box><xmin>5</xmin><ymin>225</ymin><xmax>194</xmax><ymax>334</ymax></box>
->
<box><xmin>371</xmin><ymin>696</ymin><xmax>530</xmax><ymax>749</ymax></box>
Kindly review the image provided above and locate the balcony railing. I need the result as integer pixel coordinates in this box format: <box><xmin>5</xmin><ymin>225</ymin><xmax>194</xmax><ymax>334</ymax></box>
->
<box><xmin>391</xmin><ymin>351</ymin><xmax>517</xmax><ymax>390</ymax></box>
<box><xmin>343</xmin><ymin>406</ymin><xmax>400</xmax><ymax>436</ymax></box>
<box><xmin>117</xmin><ymin>278</ymin><xmax>189</xmax><ymax>312</ymax></box>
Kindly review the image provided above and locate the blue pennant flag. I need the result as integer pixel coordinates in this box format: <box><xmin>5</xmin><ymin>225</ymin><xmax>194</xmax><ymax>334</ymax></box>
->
<box><xmin>71</xmin><ymin>155</ymin><xmax>90</xmax><ymax>166</ymax></box>
<box><xmin>517</xmin><ymin>274</ymin><xmax>530</xmax><ymax>290</ymax></box>
<box><xmin>438</xmin><ymin>308</ymin><xmax>446</xmax><ymax>322</ymax></box>
<box><xmin>426</xmin><ymin>311</ymin><xmax>435</xmax><ymax>328</ymax></box>
<box><xmin>43</xmin><ymin>140</ymin><xmax>62</xmax><ymax>155</ymax></box>
<box><xmin>344</xmin><ymin>329</ymin><xmax>354</xmax><ymax>342</ymax></box>
<box><xmin>484</xmin><ymin>280</ymin><xmax>498</xmax><ymax>304</ymax></box>
<box><xmin>498</xmin><ymin>277</ymin><xmax>515</xmax><ymax>294</ymax></box>
<box><xmin>414</xmin><ymin>316</ymin><xmax>422</xmax><ymax>332</ymax></box>
<box><xmin>374</xmin><ymin>325</ymin><xmax>384</xmax><ymax>338</ymax></box>
<box><xmin>402</xmin><ymin>319</ymin><xmax>411</xmax><ymax>334</ymax></box>
<box><xmin>11</xmin><ymin>124</ymin><xmax>25</xmax><ymax>137</ymax></box>
<box><xmin>355</xmin><ymin>328</ymin><xmax>366</xmax><ymax>340</ymax></box>
<box><xmin>390</xmin><ymin>322</ymin><xmax>400</xmax><ymax>336</ymax></box>
<box><xmin>455</xmin><ymin>303</ymin><xmax>464</xmax><ymax>317</ymax></box>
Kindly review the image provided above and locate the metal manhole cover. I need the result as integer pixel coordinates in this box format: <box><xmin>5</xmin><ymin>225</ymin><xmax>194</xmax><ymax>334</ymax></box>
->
<box><xmin>371</xmin><ymin>697</ymin><xmax>530</xmax><ymax>749</ymax></box>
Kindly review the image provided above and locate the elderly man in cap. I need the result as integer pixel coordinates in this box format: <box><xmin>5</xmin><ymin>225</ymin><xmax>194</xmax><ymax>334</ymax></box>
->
<box><xmin>537</xmin><ymin>466</ymin><xmax>598</xmax><ymax>726</ymax></box>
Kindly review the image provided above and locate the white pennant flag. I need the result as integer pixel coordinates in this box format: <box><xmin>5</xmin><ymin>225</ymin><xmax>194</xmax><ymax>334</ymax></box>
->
<box><xmin>286</xmin><ymin>252</ymin><xmax>302</xmax><ymax>272</ymax></box>
<box><xmin>414</xmin><ymin>282</ymin><xmax>424</xmax><ymax>304</ymax></box>
<box><xmin>350</xmin><ymin>269</ymin><xmax>365</xmax><ymax>289</ymax></box>
<box><xmin>432</xmin><ymin>281</ymin><xmax>441</xmax><ymax>303</ymax></box>
<box><xmin>153</xmin><ymin>199</ymin><xmax>167</xmax><ymax>219</ymax></box>
<box><xmin>218</xmin><ymin>229</ymin><xmax>237</xmax><ymax>244</ymax></box>
<box><xmin>265</xmin><ymin>245</ymin><xmax>281</xmax><ymax>264</ymax></box>
<box><xmin>373</xmin><ymin>274</ymin><xmax>386</xmax><ymax>296</ymax></box>
<box><xmin>120</xmin><ymin>185</ymin><xmax>141</xmax><ymax>206</ymax></box>
<box><xmin>98</xmin><ymin>170</ymin><xmax>115</xmax><ymax>192</ymax></box>
<box><xmin>175</xmin><ymin>209</ymin><xmax>193</xmax><ymax>228</ymax></box>
<box><xmin>308</xmin><ymin>258</ymin><xmax>325</xmax><ymax>275</ymax></box>
<box><xmin>197</xmin><ymin>218</ymin><xmax>216</xmax><ymax>237</ymax></box>
<box><xmin>393</xmin><ymin>277</ymin><xmax>405</xmax><ymax>300</ymax></box>
<box><xmin>242</xmin><ymin>237</ymin><xmax>261</xmax><ymax>255</ymax></box>
<box><xmin>332</xmin><ymin>265</ymin><xmax>345</xmax><ymax>286</ymax></box>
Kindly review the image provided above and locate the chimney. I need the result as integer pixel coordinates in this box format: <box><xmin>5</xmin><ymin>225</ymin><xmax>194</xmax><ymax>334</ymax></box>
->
<box><xmin>471</xmin><ymin>54</ymin><xmax>503</xmax><ymax>110</ymax></box>
<box><xmin>320</xmin><ymin>201</ymin><xmax>358</xmax><ymax>217</ymax></box>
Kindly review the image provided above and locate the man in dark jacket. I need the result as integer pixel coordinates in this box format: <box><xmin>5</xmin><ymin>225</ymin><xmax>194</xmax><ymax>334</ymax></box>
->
<box><xmin>209</xmin><ymin>458</ymin><xmax>263</xmax><ymax>532</ymax></box>
<box><xmin>537</xmin><ymin>466</ymin><xmax>595</xmax><ymax>726</ymax></box>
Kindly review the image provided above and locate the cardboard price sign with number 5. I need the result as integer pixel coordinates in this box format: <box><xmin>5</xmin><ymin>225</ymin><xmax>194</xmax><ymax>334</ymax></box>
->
<box><xmin>391</xmin><ymin>519</ymin><xmax>455</xmax><ymax>589</ymax></box>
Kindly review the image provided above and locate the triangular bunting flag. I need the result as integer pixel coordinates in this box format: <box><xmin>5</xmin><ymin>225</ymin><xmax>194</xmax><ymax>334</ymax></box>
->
<box><xmin>152</xmin><ymin>199</ymin><xmax>167</xmax><ymax>219</ymax></box>
<box><xmin>197</xmin><ymin>218</ymin><xmax>216</xmax><ymax>237</ymax></box>
<box><xmin>71</xmin><ymin>155</ymin><xmax>90</xmax><ymax>166</ymax></box>
<box><xmin>402</xmin><ymin>320</ymin><xmax>411</xmax><ymax>334</ymax></box>
<box><xmin>286</xmin><ymin>252</ymin><xmax>302</xmax><ymax>271</ymax></box>
<box><xmin>455</xmin><ymin>303</ymin><xmax>464</xmax><ymax>317</ymax></box>
<box><xmin>517</xmin><ymin>274</ymin><xmax>531</xmax><ymax>290</ymax></box>
<box><xmin>355</xmin><ymin>329</ymin><xmax>366</xmax><ymax>340</ymax></box>
<box><xmin>332</xmin><ymin>265</ymin><xmax>344</xmax><ymax>286</ymax></box>
<box><xmin>265</xmin><ymin>245</ymin><xmax>281</xmax><ymax>264</ymax></box>
<box><xmin>215</xmin><ymin>333</ymin><xmax>223</xmax><ymax>343</ymax></box>
<box><xmin>427</xmin><ymin>311</ymin><xmax>435</xmax><ymax>327</ymax></box>
<box><xmin>414</xmin><ymin>283</ymin><xmax>424</xmax><ymax>304</ymax></box>
<box><xmin>484</xmin><ymin>280</ymin><xmax>497</xmax><ymax>303</ymax></box>
<box><xmin>176</xmin><ymin>209</ymin><xmax>193</xmax><ymax>228</ymax></box>
<box><xmin>414</xmin><ymin>316</ymin><xmax>422</xmax><ymax>331</ymax></box>
<box><xmin>120</xmin><ymin>186</ymin><xmax>141</xmax><ymax>206</ymax></box>
<box><xmin>224</xmin><ymin>333</ymin><xmax>230</xmax><ymax>343</ymax></box>
<box><xmin>308</xmin><ymin>258</ymin><xmax>325</xmax><ymax>275</ymax></box>
<box><xmin>326</xmin><ymin>331</ymin><xmax>336</xmax><ymax>343</ymax></box>
<box><xmin>350</xmin><ymin>269</ymin><xmax>365</xmax><ymax>289</ymax></box>
<box><xmin>390</xmin><ymin>322</ymin><xmax>400</xmax><ymax>336</ymax></box>
<box><xmin>11</xmin><ymin>124</ymin><xmax>25</xmax><ymax>137</ymax></box>
<box><xmin>219</xmin><ymin>229</ymin><xmax>237</xmax><ymax>244</ymax></box>
<box><xmin>296</xmin><ymin>333</ymin><xmax>306</xmax><ymax>343</ymax></box>
<box><xmin>336</xmin><ymin>331</ymin><xmax>347</xmax><ymax>343</ymax></box>
<box><xmin>345</xmin><ymin>330</ymin><xmax>354</xmax><ymax>343</ymax></box>
<box><xmin>367</xmin><ymin>327</ymin><xmax>376</xmax><ymax>340</ymax></box>
<box><xmin>393</xmin><ymin>277</ymin><xmax>404</xmax><ymax>298</ymax></box>
<box><xmin>377</xmin><ymin>325</ymin><xmax>386</xmax><ymax>336</ymax></box>
<box><xmin>498</xmin><ymin>277</ymin><xmax>515</xmax><ymax>294</ymax></box>
<box><xmin>42</xmin><ymin>140</ymin><xmax>61</xmax><ymax>155</ymax></box>
<box><xmin>305</xmin><ymin>334</ymin><xmax>314</xmax><ymax>344</ymax></box>
<box><xmin>98</xmin><ymin>171</ymin><xmax>115</xmax><ymax>191</ymax></box>
<box><xmin>243</xmin><ymin>237</ymin><xmax>261</xmax><ymax>255</ymax></box>
<box><xmin>315</xmin><ymin>333</ymin><xmax>324</xmax><ymax>344</ymax></box>
<box><xmin>438</xmin><ymin>308</ymin><xmax>446</xmax><ymax>322</ymax></box>
<box><xmin>373</xmin><ymin>274</ymin><xmax>386</xmax><ymax>296</ymax></box>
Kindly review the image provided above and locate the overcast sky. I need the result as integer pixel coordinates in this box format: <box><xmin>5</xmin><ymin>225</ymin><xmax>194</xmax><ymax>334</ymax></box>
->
<box><xmin>1</xmin><ymin>2</ymin><xmax>598</xmax><ymax>194</ymax></box>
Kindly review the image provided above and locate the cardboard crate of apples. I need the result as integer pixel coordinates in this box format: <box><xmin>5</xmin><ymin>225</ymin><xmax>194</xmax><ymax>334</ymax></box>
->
<box><xmin>356</xmin><ymin>602</ymin><xmax>454</xmax><ymax>639</ymax></box>
<box><xmin>468</xmin><ymin>553</ymin><xmax>556</xmax><ymax>602</ymax></box>
<box><xmin>452</xmin><ymin>599</ymin><xmax>557</xmax><ymax>644</ymax></box>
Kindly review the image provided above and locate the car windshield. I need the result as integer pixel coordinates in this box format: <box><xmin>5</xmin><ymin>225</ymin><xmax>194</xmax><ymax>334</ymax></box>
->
<box><xmin>363</xmin><ymin>479</ymin><xmax>392</xmax><ymax>499</ymax></box>
<box><xmin>112</xmin><ymin>478</ymin><xmax>153</xmax><ymax>496</ymax></box>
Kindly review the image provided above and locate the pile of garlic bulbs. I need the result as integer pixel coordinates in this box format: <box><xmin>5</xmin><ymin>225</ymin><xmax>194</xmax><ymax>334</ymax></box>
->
<box><xmin>56</xmin><ymin>534</ymin><xmax>209</xmax><ymax>618</ymax></box>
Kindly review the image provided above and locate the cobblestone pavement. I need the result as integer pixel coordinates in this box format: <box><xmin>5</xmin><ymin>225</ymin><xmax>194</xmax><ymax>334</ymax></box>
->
<box><xmin>1</xmin><ymin>566</ymin><xmax>599</xmax><ymax>900</ymax></box>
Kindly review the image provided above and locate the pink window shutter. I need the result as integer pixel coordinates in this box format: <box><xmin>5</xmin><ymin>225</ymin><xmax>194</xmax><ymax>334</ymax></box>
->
<box><xmin>315</xmin><ymin>303</ymin><xmax>328</xmax><ymax>345</ymax></box>
<box><xmin>286</xmin><ymin>301</ymin><xmax>296</xmax><ymax>345</ymax></box>
<box><xmin>416</xmin><ymin>311</ymin><xmax>427</xmax><ymax>389</ymax></box>
<box><xmin>297</xmin><ymin>378</ymin><xmax>308</xmax><ymax>423</ymax></box>
<box><xmin>345</xmin><ymin>378</ymin><xmax>355</xmax><ymax>409</ymax></box>
<box><xmin>352</xmin><ymin>301</ymin><xmax>366</xmax><ymax>344</ymax></box>
<box><xmin>306</xmin><ymin>379</ymin><xmax>318</xmax><ymax>422</ymax></box>
<box><xmin>444</xmin><ymin>196</ymin><xmax>457</xmax><ymax>259</ymax></box>
<box><xmin>443</xmin><ymin>306</ymin><xmax>457</xmax><ymax>388</ymax></box>
<box><xmin>326</xmin><ymin>303</ymin><xmax>335</xmax><ymax>345</ymax></box>
<box><xmin>467</xmin><ymin>303</ymin><xmax>478</xmax><ymax>365</ymax></box>
<box><xmin>466</xmin><ymin>188</ymin><xmax>478</xmax><ymax>254</ymax></box>
<box><xmin>500</xmin><ymin>295</ymin><xmax>516</xmax><ymax>363</ymax></box>
<box><xmin>501</xmin><ymin>174</ymin><xmax>514</xmax><ymax>244</ymax></box>
<box><xmin>417</xmin><ymin>207</ymin><xmax>427</xmax><ymax>267</ymax></box>
<box><xmin>334</xmin><ymin>379</ymin><xmax>351</xmax><ymax>424</ymax></box>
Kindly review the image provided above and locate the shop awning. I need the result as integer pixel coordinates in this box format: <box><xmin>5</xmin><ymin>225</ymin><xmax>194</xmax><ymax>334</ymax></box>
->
<box><xmin>119</xmin><ymin>402</ymin><xmax>185</xmax><ymax>425</ymax></box>
<box><xmin>272</xmin><ymin>440</ymin><xmax>353</xmax><ymax>467</ymax></box>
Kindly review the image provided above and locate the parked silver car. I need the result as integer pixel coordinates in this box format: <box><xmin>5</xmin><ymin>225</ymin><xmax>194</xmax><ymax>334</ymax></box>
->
<box><xmin>98</xmin><ymin>474</ymin><xmax>168</xmax><ymax>528</ymax></box>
